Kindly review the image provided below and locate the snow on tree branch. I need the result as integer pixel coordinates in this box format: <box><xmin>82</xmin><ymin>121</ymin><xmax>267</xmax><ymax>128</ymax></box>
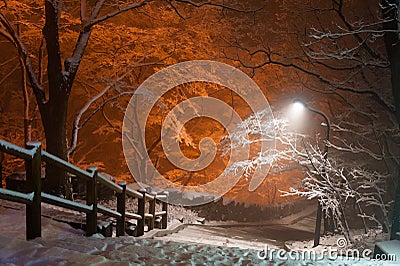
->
<box><xmin>222</xmin><ymin>108</ymin><xmax>392</xmax><ymax>241</ymax></box>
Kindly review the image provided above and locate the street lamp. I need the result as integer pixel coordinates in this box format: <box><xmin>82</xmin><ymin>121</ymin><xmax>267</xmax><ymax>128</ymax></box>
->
<box><xmin>292</xmin><ymin>101</ymin><xmax>305</xmax><ymax>113</ymax></box>
<box><xmin>292</xmin><ymin>99</ymin><xmax>331</xmax><ymax>247</ymax></box>
<box><xmin>292</xmin><ymin>100</ymin><xmax>331</xmax><ymax>156</ymax></box>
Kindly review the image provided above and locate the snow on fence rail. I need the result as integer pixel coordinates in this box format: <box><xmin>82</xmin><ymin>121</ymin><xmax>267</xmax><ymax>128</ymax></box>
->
<box><xmin>0</xmin><ymin>139</ymin><xmax>168</xmax><ymax>240</ymax></box>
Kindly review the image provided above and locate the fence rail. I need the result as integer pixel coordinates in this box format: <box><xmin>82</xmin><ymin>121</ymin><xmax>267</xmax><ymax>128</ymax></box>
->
<box><xmin>0</xmin><ymin>139</ymin><xmax>168</xmax><ymax>240</ymax></box>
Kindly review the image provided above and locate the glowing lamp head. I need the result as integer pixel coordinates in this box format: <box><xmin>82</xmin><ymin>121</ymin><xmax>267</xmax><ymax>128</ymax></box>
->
<box><xmin>292</xmin><ymin>100</ymin><xmax>305</xmax><ymax>113</ymax></box>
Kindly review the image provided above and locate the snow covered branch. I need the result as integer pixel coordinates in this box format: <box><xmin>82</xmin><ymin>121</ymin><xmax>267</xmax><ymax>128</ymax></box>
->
<box><xmin>223</xmin><ymin>108</ymin><xmax>393</xmax><ymax>241</ymax></box>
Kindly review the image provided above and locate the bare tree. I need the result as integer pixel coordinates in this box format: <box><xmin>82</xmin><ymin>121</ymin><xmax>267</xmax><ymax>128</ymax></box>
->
<box><xmin>221</xmin><ymin>0</ymin><xmax>400</xmax><ymax>240</ymax></box>
<box><xmin>0</xmin><ymin>0</ymin><xmax>258</xmax><ymax>197</ymax></box>
<box><xmin>222</xmin><ymin>108</ymin><xmax>393</xmax><ymax>243</ymax></box>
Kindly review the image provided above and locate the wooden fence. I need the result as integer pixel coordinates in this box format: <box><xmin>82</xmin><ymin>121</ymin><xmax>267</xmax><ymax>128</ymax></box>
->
<box><xmin>0</xmin><ymin>139</ymin><xmax>168</xmax><ymax>240</ymax></box>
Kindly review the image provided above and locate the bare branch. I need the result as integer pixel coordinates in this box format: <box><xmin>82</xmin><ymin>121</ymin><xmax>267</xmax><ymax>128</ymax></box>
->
<box><xmin>69</xmin><ymin>82</ymin><xmax>113</xmax><ymax>156</ymax></box>
<box><xmin>169</xmin><ymin>1</ymin><xmax>188</xmax><ymax>20</ymax></box>
<box><xmin>223</xmin><ymin>109</ymin><xmax>392</xmax><ymax>235</ymax></box>
<box><xmin>65</xmin><ymin>0</ymin><xmax>152</xmax><ymax>86</ymax></box>
<box><xmin>80</xmin><ymin>0</ymin><xmax>87</xmax><ymax>22</ymax></box>
<box><xmin>89</xmin><ymin>0</ymin><xmax>106</xmax><ymax>19</ymax></box>
<box><xmin>0</xmin><ymin>55</ymin><xmax>17</xmax><ymax>67</ymax></box>
<box><xmin>0</xmin><ymin>14</ymin><xmax>46</xmax><ymax>104</ymax></box>
<box><xmin>223</xmin><ymin>41</ymin><xmax>395</xmax><ymax>114</ymax></box>
<box><xmin>85</xmin><ymin>0</ymin><xmax>151</xmax><ymax>28</ymax></box>
<box><xmin>0</xmin><ymin>63</ymin><xmax>18</xmax><ymax>86</ymax></box>
<box><xmin>174</xmin><ymin>0</ymin><xmax>262</xmax><ymax>13</ymax></box>
<box><xmin>68</xmin><ymin>55</ymin><xmax>167</xmax><ymax>156</ymax></box>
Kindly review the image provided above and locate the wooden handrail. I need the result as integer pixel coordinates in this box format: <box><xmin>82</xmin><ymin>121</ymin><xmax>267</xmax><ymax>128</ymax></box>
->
<box><xmin>126</xmin><ymin>186</ymin><xmax>143</xmax><ymax>199</ymax></box>
<box><xmin>0</xmin><ymin>188</ymin><xmax>33</xmax><ymax>204</ymax></box>
<box><xmin>144</xmin><ymin>213</ymin><xmax>154</xmax><ymax>219</ymax></box>
<box><xmin>155</xmin><ymin>211</ymin><xmax>167</xmax><ymax>216</ymax></box>
<box><xmin>0</xmin><ymin>140</ymin><xmax>34</xmax><ymax>160</ymax></box>
<box><xmin>0</xmin><ymin>139</ymin><xmax>168</xmax><ymax>239</ymax></box>
<box><xmin>156</xmin><ymin>194</ymin><xmax>167</xmax><ymax>200</ymax></box>
<box><xmin>98</xmin><ymin>204</ymin><xmax>122</xmax><ymax>219</ymax></box>
<box><xmin>145</xmin><ymin>193</ymin><xmax>155</xmax><ymax>201</ymax></box>
<box><xmin>41</xmin><ymin>192</ymin><xmax>92</xmax><ymax>213</ymax></box>
<box><xmin>42</xmin><ymin>151</ymin><xmax>93</xmax><ymax>181</ymax></box>
<box><xmin>125</xmin><ymin>211</ymin><xmax>142</xmax><ymax>220</ymax></box>
<box><xmin>98</xmin><ymin>173</ymin><xmax>123</xmax><ymax>193</ymax></box>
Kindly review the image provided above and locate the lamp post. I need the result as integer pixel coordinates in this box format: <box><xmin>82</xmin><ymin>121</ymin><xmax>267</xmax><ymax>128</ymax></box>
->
<box><xmin>292</xmin><ymin>99</ymin><xmax>331</xmax><ymax>247</ymax></box>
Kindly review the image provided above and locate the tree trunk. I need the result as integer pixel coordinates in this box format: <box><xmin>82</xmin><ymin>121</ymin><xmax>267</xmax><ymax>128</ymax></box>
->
<box><xmin>41</xmin><ymin>96</ymin><xmax>72</xmax><ymax>198</ymax></box>
<box><xmin>39</xmin><ymin>0</ymin><xmax>72</xmax><ymax>198</ymax></box>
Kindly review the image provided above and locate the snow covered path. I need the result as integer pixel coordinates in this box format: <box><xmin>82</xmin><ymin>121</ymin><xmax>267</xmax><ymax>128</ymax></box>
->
<box><xmin>154</xmin><ymin>203</ymin><xmax>317</xmax><ymax>250</ymax></box>
<box><xmin>2</xmin><ymin>233</ymin><xmax>386</xmax><ymax>266</ymax></box>
<box><xmin>0</xmin><ymin>200</ymin><xmax>85</xmax><ymax>240</ymax></box>
<box><xmin>0</xmin><ymin>200</ymin><xmax>396</xmax><ymax>265</ymax></box>
<box><xmin>154</xmin><ymin>223</ymin><xmax>314</xmax><ymax>250</ymax></box>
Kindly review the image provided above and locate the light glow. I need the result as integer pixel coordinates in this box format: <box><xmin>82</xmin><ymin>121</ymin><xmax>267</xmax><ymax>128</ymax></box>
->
<box><xmin>292</xmin><ymin>101</ymin><xmax>305</xmax><ymax>113</ymax></box>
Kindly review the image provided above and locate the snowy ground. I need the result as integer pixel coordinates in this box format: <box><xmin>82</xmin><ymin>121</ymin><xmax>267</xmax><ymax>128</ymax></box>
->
<box><xmin>285</xmin><ymin>230</ymin><xmax>397</xmax><ymax>265</ymax></box>
<box><xmin>0</xmin><ymin>200</ymin><xmax>85</xmax><ymax>240</ymax></box>
<box><xmin>286</xmin><ymin>229</ymin><xmax>389</xmax><ymax>255</ymax></box>
<box><xmin>0</xmin><ymin>200</ymin><xmax>398</xmax><ymax>265</ymax></box>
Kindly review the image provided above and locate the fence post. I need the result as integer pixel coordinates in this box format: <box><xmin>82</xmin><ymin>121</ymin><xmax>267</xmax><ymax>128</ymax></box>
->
<box><xmin>86</xmin><ymin>166</ymin><xmax>98</xmax><ymax>236</ymax></box>
<box><xmin>148</xmin><ymin>193</ymin><xmax>156</xmax><ymax>231</ymax></box>
<box><xmin>136</xmin><ymin>190</ymin><xmax>146</xmax><ymax>236</ymax></box>
<box><xmin>25</xmin><ymin>142</ymin><xmax>42</xmax><ymax>240</ymax></box>
<box><xmin>116</xmin><ymin>181</ymin><xmax>126</xmax><ymax>237</ymax></box>
<box><xmin>161</xmin><ymin>191</ymin><xmax>169</xmax><ymax>229</ymax></box>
